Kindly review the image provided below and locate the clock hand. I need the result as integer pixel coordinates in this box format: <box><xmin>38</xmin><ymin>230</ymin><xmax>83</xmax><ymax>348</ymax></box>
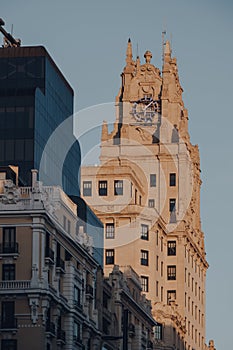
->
<box><xmin>145</xmin><ymin>100</ymin><xmax>153</xmax><ymax>109</ymax></box>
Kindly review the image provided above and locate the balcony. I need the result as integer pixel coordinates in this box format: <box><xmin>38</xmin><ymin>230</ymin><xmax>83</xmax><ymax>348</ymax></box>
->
<box><xmin>0</xmin><ymin>242</ymin><xmax>19</xmax><ymax>256</ymax></box>
<box><xmin>45</xmin><ymin>247</ymin><xmax>55</xmax><ymax>264</ymax></box>
<box><xmin>0</xmin><ymin>318</ymin><xmax>17</xmax><ymax>331</ymax></box>
<box><xmin>57</xmin><ymin>328</ymin><xmax>66</xmax><ymax>343</ymax></box>
<box><xmin>46</xmin><ymin>321</ymin><xmax>56</xmax><ymax>336</ymax></box>
<box><xmin>0</xmin><ymin>280</ymin><xmax>31</xmax><ymax>290</ymax></box>
<box><xmin>56</xmin><ymin>257</ymin><xmax>65</xmax><ymax>273</ymax></box>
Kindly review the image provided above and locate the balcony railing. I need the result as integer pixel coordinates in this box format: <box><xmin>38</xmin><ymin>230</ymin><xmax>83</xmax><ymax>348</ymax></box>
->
<box><xmin>57</xmin><ymin>328</ymin><xmax>66</xmax><ymax>343</ymax></box>
<box><xmin>0</xmin><ymin>242</ymin><xmax>19</xmax><ymax>255</ymax></box>
<box><xmin>0</xmin><ymin>280</ymin><xmax>31</xmax><ymax>290</ymax></box>
<box><xmin>46</xmin><ymin>321</ymin><xmax>56</xmax><ymax>336</ymax></box>
<box><xmin>0</xmin><ymin>318</ymin><xmax>17</xmax><ymax>330</ymax></box>
<box><xmin>56</xmin><ymin>257</ymin><xmax>65</xmax><ymax>272</ymax></box>
<box><xmin>45</xmin><ymin>248</ymin><xmax>55</xmax><ymax>264</ymax></box>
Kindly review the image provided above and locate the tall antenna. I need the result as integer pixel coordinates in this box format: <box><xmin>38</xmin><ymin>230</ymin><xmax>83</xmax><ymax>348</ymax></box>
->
<box><xmin>0</xmin><ymin>18</ymin><xmax>21</xmax><ymax>47</ymax></box>
<box><xmin>162</xmin><ymin>29</ymin><xmax>166</xmax><ymax>64</ymax></box>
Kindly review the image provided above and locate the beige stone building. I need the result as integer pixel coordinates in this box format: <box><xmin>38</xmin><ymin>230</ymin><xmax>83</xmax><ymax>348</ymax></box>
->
<box><xmin>81</xmin><ymin>39</ymin><xmax>209</xmax><ymax>350</ymax></box>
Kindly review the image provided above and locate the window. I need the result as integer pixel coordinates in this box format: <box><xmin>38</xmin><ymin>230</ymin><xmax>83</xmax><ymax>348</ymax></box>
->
<box><xmin>141</xmin><ymin>224</ymin><xmax>149</xmax><ymax>240</ymax></box>
<box><xmin>169</xmin><ymin>198</ymin><xmax>176</xmax><ymax>223</ymax></box>
<box><xmin>73</xmin><ymin>321</ymin><xmax>81</xmax><ymax>343</ymax></box>
<box><xmin>167</xmin><ymin>265</ymin><xmax>176</xmax><ymax>280</ymax></box>
<box><xmin>161</xmin><ymin>237</ymin><xmax>163</xmax><ymax>252</ymax></box>
<box><xmin>99</xmin><ymin>181</ymin><xmax>107</xmax><ymax>196</ymax></box>
<box><xmin>150</xmin><ymin>174</ymin><xmax>156</xmax><ymax>187</ymax></box>
<box><xmin>156</xmin><ymin>256</ymin><xmax>159</xmax><ymax>271</ymax></box>
<box><xmin>105</xmin><ymin>249</ymin><xmax>114</xmax><ymax>265</ymax></box>
<box><xmin>67</xmin><ymin>220</ymin><xmax>71</xmax><ymax>234</ymax></box>
<box><xmin>2</xmin><ymin>227</ymin><xmax>17</xmax><ymax>254</ymax></box>
<box><xmin>1</xmin><ymin>301</ymin><xmax>16</xmax><ymax>329</ymax></box>
<box><xmin>169</xmin><ymin>198</ymin><xmax>176</xmax><ymax>212</ymax></box>
<box><xmin>74</xmin><ymin>286</ymin><xmax>81</xmax><ymax>307</ymax></box>
<box><xmin>161</xmin><ymin>261</ymin><xmax>164</xmax><ymax>277</ymax></box>
<box><xmin>83</xmin><ymin>181</ymin><xmax>92</xmax><ymax>196</ymax></box>
<box><xmin>2</xmin><ymin>264</ymin><xmax>15</xmax><ymax>280</ymax></box>
<box><xmin>141</xmin><ymin>276</ymin><xmax>149</xmax><ymax>292</ymax></box>
<box><xmin>154</xmin><ymin>323</ymin><xmax>163</xmax><ymax>340</ymax></box>
<box><xmin>167</xmin><ymin>241</ymin><xmax>176</xmax><ymax>255</ymax></box>
<box><xmin>170</xmin><ymin>173</ymin><xmax>176</xmax><ymax>186</ymax></box>
<box><xmin>148</xmin><ymin>199</ymin><xmax>155</xmax><ymax>207</ymax></box>
<box><xmin>105</xmin><ymin>223</ymin><xmax>115</xmax><ymax>239</ymax></box>
<box><xmin>156</xmin><ymin>281</ymin><xmax>159</xmax><ymax>297</ymax></box>
<box><xmin>167</xmin><ymin>290</ymin><xmax>176</xmax><ymax>304</ymax></box>
<box><xmin>161</xmin><ymin>286</ymin><xmax>163</xmax><ymax>302</ymax></box>
<box><xmin>141</xmin><ymin>250</ymin><xmax>149</xmax><ymax>266</ymax></box>
<box><xmin>1</xmin><ymin>340</ymin><xmax>17</xmax><ymax>350</ymax></box>
<box><xmin>114</xmin><ymin>180</ymin><xmax>123</xmax><ymax>195</ymax></box>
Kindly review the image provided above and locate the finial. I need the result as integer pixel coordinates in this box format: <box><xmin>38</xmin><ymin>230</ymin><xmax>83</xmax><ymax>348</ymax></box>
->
<box><xmin>144</xmin><ymin>50</ymin><xmax>152</xmax><ymax>64</ymax></box>
<box><xmin>164</xmin><ymin>40</ymin><xmax>171</xmax><ymax>56</ymax></box>
<box><xmin>126</xmin><ymin>38</ymin><xmax>133</xmax><ymax>65</ymax></box>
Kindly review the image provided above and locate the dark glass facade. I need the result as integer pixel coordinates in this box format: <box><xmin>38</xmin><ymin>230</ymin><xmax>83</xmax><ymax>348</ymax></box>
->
<box><xmin>0</xmin><ymin>46</ymin><xmax>80</xmax><ymax>195</ymax></box>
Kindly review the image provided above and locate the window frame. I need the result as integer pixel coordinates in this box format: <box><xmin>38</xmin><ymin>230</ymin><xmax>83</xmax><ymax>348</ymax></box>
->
<box><xmin>105</xmin><ymin>249</ymin><xmax>115</xmax><ymax>265</ymax></box>
<box><xmin>83</xmin><ymin>181</ymin><xmax>92</xmax><ymax>196</ymax></box>
<box><xmin>98</xmin><ymin>180</ymin><xmax>108</xmax><ymax>196</ymax></box>
<box><xmin>114</xmin><ymin>180</ymin><xmax>123</xmax><ymax>196</ymax></box>
<box><xmin>105</xmin><ymin>223</ymin><xmax>115</xmax><ymax>239</ymax></box>
<box><xmin>148</xmin><ymin>199</ymin><xmax>155</xmax><ymax>208</ymax></box>
<box><xmin>141</xmin><ymin>224</ymin><xmax>149</xmax><ymax>240</ymax></box>
<box><xmin>169</xmin><ymin>173</ymin><xmax>176</xmax><ymax>186</ymax></box>
<box><xmin>150</xmin><ymin>174</ymin><xmax>156</xmax><ymax>187</ymax></box>
<box><xmin>1</xmin><ymin>340</ymin><xmax>17</xmax><ymax>350</ymax></box>
<box><xmin>167</xmin><ymin>241</ymin><xmax>176</xmax><ymax>256</ymax></box>
<box><xmin>140</xmin><ymin>250</ymin><xmax>149</xmax><ymax>266</ymax></box>
<box><xmin>167</xmin><ymin>290</ymin><xmax>176</xmax><ymax>304</ymax></box>
<box><xmin>141</xmin><ymin>276</ymin><xmax>149</xmax><ymax>292</ymax></box>
<box><xmin>167</xmin><ymin>265</ymin><xmax>176</xmax><ymax>280</ymax></box>
<box><xmin>2</xmin><ymin>264</ymin><xmax>15</xmax><ymax>281</ymax></box>
<box><xmin>154</xmin><ymin>323</ymin><xmax>163</xmax><ymax>340</ymax></box>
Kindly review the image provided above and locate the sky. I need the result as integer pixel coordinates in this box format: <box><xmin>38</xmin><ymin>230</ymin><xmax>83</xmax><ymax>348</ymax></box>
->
<box><xmin>2</xmin><ymin>1</ymin><xmax>233</xmax><ymax>348</ymax></box>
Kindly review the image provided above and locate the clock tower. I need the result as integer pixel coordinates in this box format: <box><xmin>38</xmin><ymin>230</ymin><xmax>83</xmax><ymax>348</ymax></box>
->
<box><xmin>82</xmin><ymin>39</ymin><xmax>209</xmax><ymax>350</ymax></box>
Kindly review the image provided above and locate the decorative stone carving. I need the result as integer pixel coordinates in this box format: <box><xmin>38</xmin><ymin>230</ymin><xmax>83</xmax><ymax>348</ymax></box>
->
<box><xmin>29</xmin><ymin>297</ymin><xmax>39</xmax><ymax>324</ymax></box>
<box><xmin>1</xmin><ymin>180</ymin><xmax>20</xmax><ymax>204</ymax></box>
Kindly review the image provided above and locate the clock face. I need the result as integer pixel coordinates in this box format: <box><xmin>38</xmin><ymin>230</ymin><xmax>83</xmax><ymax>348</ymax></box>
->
<box><xmin>130</xmin><ymin>97</ymin><xmax>160</xmax><ymax>123</ymax></box>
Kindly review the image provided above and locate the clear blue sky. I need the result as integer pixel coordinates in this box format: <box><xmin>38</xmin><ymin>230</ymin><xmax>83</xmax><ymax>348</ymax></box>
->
<box><xmin>2</xmin><ymin>1</ymin><xmax>233</xmax><ymax>348</ymax></box>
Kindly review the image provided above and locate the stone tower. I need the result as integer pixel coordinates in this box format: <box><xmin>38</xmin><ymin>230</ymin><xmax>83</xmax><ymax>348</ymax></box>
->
<box><xmin>81</xmin><ymin>39</ymin><xmax>208</xmax><ymax>350</ymax></box>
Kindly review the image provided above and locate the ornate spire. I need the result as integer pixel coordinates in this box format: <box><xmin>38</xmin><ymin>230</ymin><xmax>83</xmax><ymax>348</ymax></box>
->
<box><xmin>164</xmin><ymin>40</ymin><xmax>171</xmax><ymax>61</ymax></box>
<box><xmin>126</xmin><ymin>38</ymin><xmax>133</xmax><ymax>65</ymax></box>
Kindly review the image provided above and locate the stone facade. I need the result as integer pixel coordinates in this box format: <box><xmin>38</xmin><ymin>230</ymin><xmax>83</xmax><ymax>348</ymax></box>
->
<box><xmin>0</xmin><ymin>168</ymin><xmax>158</xmax><ymax>350</ymax></box>
<box><xmin>81</xmin><ymin>39</ymin><xmax>210</xmax><ymax>350</ymax></box>
<box><xmin>0</xmin><ymin>170</ymin><xmax>101</xmax><ymax>350</ymax></box>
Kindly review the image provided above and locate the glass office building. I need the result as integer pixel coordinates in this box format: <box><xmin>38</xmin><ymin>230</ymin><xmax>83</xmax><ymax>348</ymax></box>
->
<box><xmin>0</xmin><ymin>46</ymin><xmax>80</xmax><ymax>196</ymax></box>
